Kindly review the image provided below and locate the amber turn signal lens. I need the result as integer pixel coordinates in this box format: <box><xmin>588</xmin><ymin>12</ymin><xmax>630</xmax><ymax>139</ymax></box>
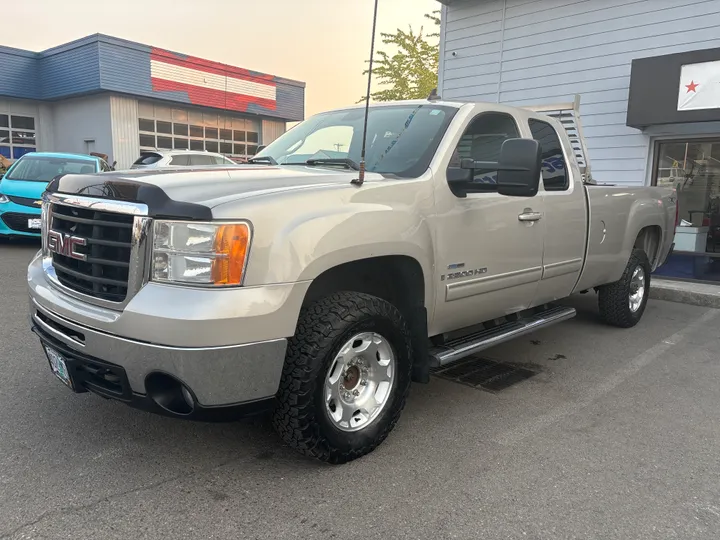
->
<box><xmin>211</xmin><ymin>223</ymin><xmax>250</xmax><ymax>285</ymax></box>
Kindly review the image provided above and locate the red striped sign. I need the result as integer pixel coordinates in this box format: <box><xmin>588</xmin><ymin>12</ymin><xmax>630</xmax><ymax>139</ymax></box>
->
<box><xmin>150</xmin><ymin>48</ymin><xmax>277</xmax><ymax>112</ymax></box>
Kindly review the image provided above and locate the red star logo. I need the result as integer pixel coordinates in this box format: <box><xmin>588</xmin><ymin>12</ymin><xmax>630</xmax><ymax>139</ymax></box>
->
<box><xmin>686</xmin><ymin>80</ymin><xmax>699</xmax><ymax>93</ymax></box>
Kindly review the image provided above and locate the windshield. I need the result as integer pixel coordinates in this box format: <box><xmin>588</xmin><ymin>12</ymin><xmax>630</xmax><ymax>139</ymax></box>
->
<box><xmin>255</xmin><ymin>104</ymin><xmax>458</xmax><ymax>177</ymax></box>
<box><xmin>6</xmin><ymin>155</ymin><xmax>97</xmax><ymax>182</ymax></box>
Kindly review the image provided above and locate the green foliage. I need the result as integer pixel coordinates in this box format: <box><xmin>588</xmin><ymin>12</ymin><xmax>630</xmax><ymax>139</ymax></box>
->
<box><xmin>360</xmin><ymin>11</ymin><xmax>440</xmax><ymax>102</ymax></box>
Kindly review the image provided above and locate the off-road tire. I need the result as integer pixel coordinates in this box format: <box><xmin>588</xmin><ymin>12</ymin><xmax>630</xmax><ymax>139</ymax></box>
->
<box><xmin>272</xmin><ymin>292</ymin><xmax>413</xmax><ymax>464</ymax></box>
<box><xmin>598</xmin><ymin>248</ymin><xmax>651</xmax><ymax>328</ymax></box>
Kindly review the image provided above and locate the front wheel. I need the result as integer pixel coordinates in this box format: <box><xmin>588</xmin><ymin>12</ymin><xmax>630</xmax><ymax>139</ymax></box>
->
<box><xmin>272</xmin><ymin>292</ymin><xmax>413</xmax><ymax>464</ymax></box>
<box><xmin>598</xmin><ymin>248</ymin><xmax>651</xmax><ymax>328</ymax></box>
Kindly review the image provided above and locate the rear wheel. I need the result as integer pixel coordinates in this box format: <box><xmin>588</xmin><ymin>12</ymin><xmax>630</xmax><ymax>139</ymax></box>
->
<box><xmin>598</xmin><ymin>248</ymin><xmax>651</xmax><ymax>328</ymax></box>
<box><xmin>272</xmin><ymin>292</ymin><xmax>413</xmax><ymax>464</ymax></box>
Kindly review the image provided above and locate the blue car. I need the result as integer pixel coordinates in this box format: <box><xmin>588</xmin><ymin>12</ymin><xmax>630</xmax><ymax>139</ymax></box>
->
<box><xmin>0</xmin><ymin>152</ymin><xmax>112</xmax><ymax>239</ymax></box>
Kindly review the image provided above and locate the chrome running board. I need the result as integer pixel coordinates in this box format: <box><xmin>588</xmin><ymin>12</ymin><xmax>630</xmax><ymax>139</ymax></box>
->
<box><xmin>429</xmin><ymin>306</ymin><xmax>576</xmax><ymax>367</ymax></box>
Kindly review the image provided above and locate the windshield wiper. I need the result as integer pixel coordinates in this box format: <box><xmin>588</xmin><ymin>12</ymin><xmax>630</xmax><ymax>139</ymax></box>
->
<box><xmin>247</xmin><ymin>156</ymin><xmax>277</xmax><ymax>165</ymax></box>
<box><xmin>304</xmin><ymin>158</ymin><xmax>360</xmax><ymax>171</ymax></box>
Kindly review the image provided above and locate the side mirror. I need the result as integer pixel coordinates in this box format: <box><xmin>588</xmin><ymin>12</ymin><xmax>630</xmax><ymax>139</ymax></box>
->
<box><xmin>447</xmin><ymin>138</ymin><xmax>542</xmax><ymax>198</ymax></box>
<box><xmin>447</xmin><ymin>166</ymin><xmax>473</xmax><ymax>184</ymax></box>
<box><xmin>496</xmin><ymin>138</ymin><xmax>542</xmax><ymax>197</ymax></box>
<box><xmin>446</xmin><ymin>161</ymin><xmax>474</xmax><ymax>197</ymax></box>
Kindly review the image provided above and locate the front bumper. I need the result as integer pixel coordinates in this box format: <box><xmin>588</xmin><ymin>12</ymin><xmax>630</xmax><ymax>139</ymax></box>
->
<box><xmin>28</xmin><ymin>252</ymin><xmax>311</xmax><ymax>412</ymax></box>
<box><xmin>0</xmin><ymin>204</ymin><xmax>42</xmax><ymax>237</ymax></box>
<box><xmin>31</xmin><ymin>297</ymin><xmax>287</xmax><ymax>410</ymax></box>
<box><xmin>31</xmin><ymin>321</ymin><xmax>277</xmax><ymax>420</ymax></box>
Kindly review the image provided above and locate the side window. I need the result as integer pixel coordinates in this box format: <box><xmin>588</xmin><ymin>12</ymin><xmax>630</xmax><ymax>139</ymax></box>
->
<box><xmin>448</xmin><ymin>113</ymin><xmax>520</xmax><ymax>192</ymax></box>
<box><xmin>190</xmin><ymin>155</ymin><xmax>214</xmax><ymax>166</ymax></box>
<box><xmin>169</xmin><ymin>155</ymin><xmax>190</xmax><ymax>166</ymax></box>
<box><xmin>528</xmin><ymin>119</ymin><xmax>568</xmax><ymax>192</ymax></box>
<box><xmin>99</xmin><ymin>160</ymin><xmax>112</xmax><ymax>172</ymax></box>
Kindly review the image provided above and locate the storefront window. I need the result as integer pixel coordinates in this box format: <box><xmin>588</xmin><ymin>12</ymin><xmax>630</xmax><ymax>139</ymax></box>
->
<box><xmin>653</xmin><ymin>139</ymin><xmax>720</xmax><ymax>282</ymax></box>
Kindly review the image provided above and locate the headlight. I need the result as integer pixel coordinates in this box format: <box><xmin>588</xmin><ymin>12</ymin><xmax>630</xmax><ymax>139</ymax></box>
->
<box><xmin>0</xmin><ymin>194</ymin><xmax>9</xmax><ymax>204</ymax></box>
<box><xmin>151</xmin><ymin>220</ymin><xmax>251</xmax><ymax>286</ymax></box>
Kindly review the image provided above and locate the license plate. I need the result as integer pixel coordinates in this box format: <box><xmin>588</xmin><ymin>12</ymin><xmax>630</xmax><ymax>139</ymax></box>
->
<box><xmin>28</xmin><ymin>218</ymin><xmax>41</xmax><ymax>229</ymax></box>
<box><xmin>45</xmin><ymin>345</ymin><xmax>73</xmax><ymax>389</ymax></box>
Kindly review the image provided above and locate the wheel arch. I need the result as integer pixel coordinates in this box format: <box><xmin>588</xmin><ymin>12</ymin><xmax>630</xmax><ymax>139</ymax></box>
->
<box><xmin>302</xmin><ymin>255</ymin><xmax>431</xmax><ymax>383</ymax></box>
<box><xmin>633</xmin><ymin>225</ymin><xmax>663</xmax><ymax>270</ymax></box>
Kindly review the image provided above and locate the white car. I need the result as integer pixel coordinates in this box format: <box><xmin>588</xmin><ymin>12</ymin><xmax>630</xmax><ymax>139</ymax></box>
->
<box><xmin>130</xmin><ymin>150</ymin><xmax>238</xmax><ymax>169</ymax></box>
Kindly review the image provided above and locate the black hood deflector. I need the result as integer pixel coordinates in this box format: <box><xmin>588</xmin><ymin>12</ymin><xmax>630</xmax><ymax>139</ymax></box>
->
<box><xmin>47</xmin><ymin>173</ymin><xmax>213</xmax><ymax>220</ymax></box>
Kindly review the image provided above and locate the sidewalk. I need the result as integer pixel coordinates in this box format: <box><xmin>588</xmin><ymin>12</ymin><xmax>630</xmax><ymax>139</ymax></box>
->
<box><xmin>651</xmin><ymin>278</ymin><xmax>720</xmax><ymax>309</ymax></box>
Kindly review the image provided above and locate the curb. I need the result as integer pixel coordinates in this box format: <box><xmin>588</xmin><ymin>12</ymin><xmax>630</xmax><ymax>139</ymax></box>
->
<box><xmin>650</xmin><ymin>279</ymin><xmax>720</xmax><ymax>309</ymax></box>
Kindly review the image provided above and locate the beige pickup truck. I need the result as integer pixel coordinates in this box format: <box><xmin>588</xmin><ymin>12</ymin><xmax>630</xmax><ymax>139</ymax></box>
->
<box><xmin>28</xmin><ymin>98</ymin><xmax>676</xmax><ymax>464</ymax></box>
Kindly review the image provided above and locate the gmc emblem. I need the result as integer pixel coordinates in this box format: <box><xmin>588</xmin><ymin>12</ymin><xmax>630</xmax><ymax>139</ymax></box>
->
<box><xmin>47</xmin><ymin>230</ymin><xmax>87</xmax><ymax>261</ymax></box>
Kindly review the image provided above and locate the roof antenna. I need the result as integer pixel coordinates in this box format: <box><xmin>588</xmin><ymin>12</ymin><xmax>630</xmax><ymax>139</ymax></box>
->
<box><xmin>352</xmin><ymin>0</ymin><xmax>380</xmax><ymax>187</ymax></box>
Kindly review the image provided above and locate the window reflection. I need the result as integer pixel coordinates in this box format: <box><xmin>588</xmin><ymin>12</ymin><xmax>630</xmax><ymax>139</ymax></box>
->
<box><xmin>654</xmin><ymin>140</ymin><xmax>720</xmax><ymax>282</ymax></box>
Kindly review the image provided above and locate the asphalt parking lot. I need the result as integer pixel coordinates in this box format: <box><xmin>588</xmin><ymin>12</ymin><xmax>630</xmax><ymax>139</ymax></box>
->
<box><xmin>2</xmin><ymin>241</ymin><xmax>720</xmax><ymax>540</ymax></box>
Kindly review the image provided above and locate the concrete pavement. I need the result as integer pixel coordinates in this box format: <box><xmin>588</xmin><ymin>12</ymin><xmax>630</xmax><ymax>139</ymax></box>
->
<box><xmin>1</xmin><ymin>241</ymin><xmax>720</xmax><ymax>540</ymax></box>
<box><xmin>651</xmin><ymin>278</ymin><xmax>720</xmax><ymax>309</ymax></box>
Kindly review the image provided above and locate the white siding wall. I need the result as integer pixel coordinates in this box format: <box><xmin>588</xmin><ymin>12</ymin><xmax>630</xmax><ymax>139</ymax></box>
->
<box><xmin>439</xmin><ymin>0</ymin><xmax>720</xmax><ymax>186</ymax></box>
<box><xmin>51</xmin><ymin>95</ymin><xmax>113</xmax><ymax>158</ymax></box>
<box><xmin>261</xmin><ymin>119</ymin><xmax>286</xmax><ymax>146</ymax></box>
<box><xmin>37</xmin><ymin>103</ymin><xmax>55</xmax><ymax>151</ymax></box>
<box><xmin>109</xmin><ymin>95</ymin><xmax>140</xmax><ymax>169</ymax></box>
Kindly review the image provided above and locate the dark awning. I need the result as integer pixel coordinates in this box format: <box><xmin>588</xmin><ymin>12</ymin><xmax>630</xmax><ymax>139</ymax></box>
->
<box><xmin>627</xmin><ymin>46</ymin><xmax>720</xmax><ymax>129</ymax></box>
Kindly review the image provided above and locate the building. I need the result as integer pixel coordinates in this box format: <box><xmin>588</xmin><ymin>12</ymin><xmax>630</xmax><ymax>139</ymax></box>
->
<box><xmin>0</xmin><ymin>34</ymin><xmax>305</xmax><ymax>169</ymax></box>
<box><xmin>436</xmin><ymin>0</ymin><xmax>720</xmax><ymax>283</ymax></box>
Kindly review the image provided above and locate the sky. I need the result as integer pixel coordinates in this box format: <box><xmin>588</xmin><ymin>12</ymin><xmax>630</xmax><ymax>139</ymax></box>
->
<box><xmin>2</xmin><ymin>0</ymin><xmax>439</xmax><ymax>118</ymax></box>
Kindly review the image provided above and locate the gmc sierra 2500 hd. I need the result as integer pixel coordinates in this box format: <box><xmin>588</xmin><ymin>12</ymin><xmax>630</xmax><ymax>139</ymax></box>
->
<box><xmin>28</xmin><ymin>98</ymin><xmax>676</xmax><ymax>464</ymax></box>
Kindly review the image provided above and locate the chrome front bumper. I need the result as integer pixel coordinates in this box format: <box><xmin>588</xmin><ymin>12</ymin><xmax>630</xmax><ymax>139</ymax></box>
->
<box><xmin>26</xmin><ymin>251</ymin><xmax>311</xmax><ymax>408</ymax></box>
<box><xmin>30</xmin><ymin>298</ymin><xmax>287</xmax><ymax>406</ymax></box>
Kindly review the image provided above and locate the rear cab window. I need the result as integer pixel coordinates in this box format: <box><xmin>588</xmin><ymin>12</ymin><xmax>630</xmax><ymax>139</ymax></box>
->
<box><xmin>528</xmin><ymin>119</ymin><xmax>569</xmax><ymax>192</ymax></box>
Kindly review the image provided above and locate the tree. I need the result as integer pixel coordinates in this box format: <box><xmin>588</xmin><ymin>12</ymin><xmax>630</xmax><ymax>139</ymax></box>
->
<box><xmin>360</xmin><ymin>11</ymin><xmax>440</xmax><ymax>102</ymax></box>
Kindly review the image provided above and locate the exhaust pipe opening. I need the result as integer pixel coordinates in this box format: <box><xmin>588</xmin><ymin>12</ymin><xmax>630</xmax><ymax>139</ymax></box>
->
<box><xmin>145</xmin><ymin>372</ymin><xmax>196</xmax><ymax>416</ymax></box>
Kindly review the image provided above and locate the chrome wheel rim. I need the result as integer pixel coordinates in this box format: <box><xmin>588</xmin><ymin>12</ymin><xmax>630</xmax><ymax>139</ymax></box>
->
<box><xmin>324</xmin><ymin>332</ymin><xmax>396</xmax><ymax>432</ymax></box>
<box><xmin>629</xmin><ymin>266</ymin><xmax>646</xmax><ymax>313</ymax></box>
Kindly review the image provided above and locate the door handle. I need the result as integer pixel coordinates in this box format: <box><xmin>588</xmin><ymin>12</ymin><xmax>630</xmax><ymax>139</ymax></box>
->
<box><xmin>518</xmin><ymin>211</ymin><xmax>542</xmax><ymax>222</ymax></box>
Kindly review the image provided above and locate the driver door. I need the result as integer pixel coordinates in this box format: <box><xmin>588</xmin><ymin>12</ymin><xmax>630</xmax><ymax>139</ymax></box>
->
<box><xmin>429</xmin><ymin>109</ymin><xmax>545</xmax><ymax>335</ymax></box>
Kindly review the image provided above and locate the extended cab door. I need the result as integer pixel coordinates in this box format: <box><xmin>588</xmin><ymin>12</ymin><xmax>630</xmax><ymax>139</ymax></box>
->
<box><xmin>429</xmin><ymin>108</ymin><xmax>545</xmax><ymax>336</ymax></box>
<box><xmin>526</xmin><ymin>118</ymin><xmax>588</xmax><ymax>306</ymax></box>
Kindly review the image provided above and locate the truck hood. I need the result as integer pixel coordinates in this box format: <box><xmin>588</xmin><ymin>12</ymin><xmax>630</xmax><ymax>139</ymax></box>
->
<box><xmin>0</xmin><ymin>178</ymin><xmax>48</xmax><ymax>200</ymax></box>
<box><xmin>47</xmin><ymin>165</ymin><xmax>384</xmax><ymax>220</ymax></box>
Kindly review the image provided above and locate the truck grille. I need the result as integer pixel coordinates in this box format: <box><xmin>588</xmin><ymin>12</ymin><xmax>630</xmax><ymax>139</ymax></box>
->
<box><xmin>50</xmin><ymin>203</ymin><xmax>134</xmax><ymax>302</ymax></box>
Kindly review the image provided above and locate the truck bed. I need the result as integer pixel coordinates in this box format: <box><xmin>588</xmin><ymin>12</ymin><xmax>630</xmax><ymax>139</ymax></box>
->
<box><xmin>574</xmin><ymin>184</ymin><xmax>676</xmax><ymax>293</ymax></box>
